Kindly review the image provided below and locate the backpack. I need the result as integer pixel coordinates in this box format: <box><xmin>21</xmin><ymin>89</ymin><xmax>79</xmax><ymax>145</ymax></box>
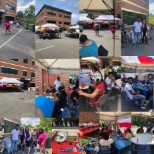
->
<box><xmin>98</xmin><ymin>45</ymin><xmax>108</xmax><ymax>56</ymax></box>
<box><xmin>45</xmin><ymin>137</ymin><xmax>52</xmax><ymax>149</ymax></box>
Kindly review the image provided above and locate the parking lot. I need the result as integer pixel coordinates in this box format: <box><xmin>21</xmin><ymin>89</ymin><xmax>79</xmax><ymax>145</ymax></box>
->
<box><xmin>0</xmin><ymin>91</ymin><xmax>35</xmax><ymax>117</ymax></box>
<box><xmin>0</xmin><ymin>25</ymin><xmax>35</xmax><ymax>59</ymax></box>
<box><xmin>122</xmin><ymin>29</ymin><xmax>154</xmax><ymax>56</ymax></box>
<box><xmin>35</xmin><ymin>31</ymin><xmax>79</xmax><ymax>59</ymax></box>
<box><xmin>81</xmin><ymin>29</ymin><xmax>121</xmax><ymax>57</ymax></box>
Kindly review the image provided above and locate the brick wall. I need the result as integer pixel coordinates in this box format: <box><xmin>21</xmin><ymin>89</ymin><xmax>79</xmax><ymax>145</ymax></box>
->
<box><xmin>79</xmin><ymin>112</ymin><xmax>99</xmax><ymax>123</ymax></box>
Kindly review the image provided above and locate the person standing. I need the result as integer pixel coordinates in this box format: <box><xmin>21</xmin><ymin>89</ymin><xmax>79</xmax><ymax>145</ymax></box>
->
<box><xmin>25</xmin><ymin>126</ymin><xmax>32</xmax><ymax>154</ymax></box>
<box><xmin>38</xmin><ymin>128</ymin><xmax>47</xmax><ymax>154</ymax></box>
<box><xmin>19</xmin><ymin>127</ymin><xmax>25</xmax><ymax>154</ymax></box>
<box><xmin>11</xmin><ymin>124</ymin><xmax>20</xmax><ymax>154</ymax></box>
<box><xmin>95</xmin><ymin>22</ymin><xmax>100</xmax><ymax>36</ymax></box>
<box><xmin>54</xmin><ymin>75</ymin><xmax>64</xmax><ymax>92</ymax></box>
<box><xmin>79</xmin><ymin>25</ymin><xmax>83</xmax><ymax>33</ymax></box>
<box><xmin>141</xmin><ymin>19</ymin><xmax>149</xmax><ymax>47</ymax></box>
<box><xmin>4</xmin><ymin>19</ymin><xmax>11</xmax><ymax>34</ymax></box>
<box><xmin>133</xmin><ymin>17</ymin><xmax>142</xmax><ymax>47</ymax></box>
<box><xmin>32</xmin><ymin>127</ymin><xmax>39</xmax><ymax>153</ymax></box>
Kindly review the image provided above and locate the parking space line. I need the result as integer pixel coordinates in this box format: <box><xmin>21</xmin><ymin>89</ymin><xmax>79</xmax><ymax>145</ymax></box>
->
<box><xmin>25</xmin><ymin>99</ymin><xmax>34</xmax><ymax>103</ymax></box>
<box><xmin>0</xmin><ymin>29</ymin><xmax>22</xmax><ymax>49</ymax></box>
<box><xmin>35</xmin><ymin>45</ymin><xmax>55</xmax><ymax>52</ymax></box>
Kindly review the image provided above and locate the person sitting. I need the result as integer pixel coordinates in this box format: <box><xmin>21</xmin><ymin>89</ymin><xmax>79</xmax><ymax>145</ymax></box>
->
<box><xmin>106</xmin><ymin>126</ymin><xmax>113</xmax><ymax>136</ymax></box>
<box><xmin>134</xmin><ymin>75</ymin><xmax>139</xmax><ymax>83</ymax></box>
<box><xmin>121</xmin><ymin>74</ymin><xmax>127</xmax><ymax>88</ymax></box>
<box><xmin>79</xmin><ymin>72</ymin><xmax>105</xmax><ymax>108</ymax></box>
<box><xmin>123</xmin><ymin>128</ymin><xmax>132</xmax><ymax>140</ymax></box>
<box><xmin>43</xmin><ymin>85</ymin><xmax>56</xmax><ymax>96</ymax></box>
<box><xmin>99</xmin><ymin>132</ymin><xmax>114</xmax><ymax>148</ymax></box>
<box><xmin>116</xmin><ymin>127</ymin><xmax>122</xmax><ymax>136</ymax></box>
<box><xmin>140</xmin><ymin>76</ymin><xmax>150</xmax><ymax>86</ymax></box>
<box><xmin>79</xmin><ymin>34</ymin><xmax>98</xmax><ymax>57</ymax></box>
<box><xmin>104</xmin><ymin>65</ymin><xmax>111</xmax><ymax>79</ymax></box>
<box><xmin>70</xmin><ymin>86</ymin><xmax>79</xmax><ymax>106</ymax></box>
<box><xmin>124</xmin><ymin>77</ymin><xmax>146</xmax><ymax>109</ymax></box>
<box><xmin>145</xmin><ymin>84</ymin><xmax>153</xmax><ymax>112</ymax></box>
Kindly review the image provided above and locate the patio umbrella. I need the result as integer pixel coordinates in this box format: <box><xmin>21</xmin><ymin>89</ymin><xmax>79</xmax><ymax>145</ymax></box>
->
<box><xmin>118</xmin><ymin>117</ymin><xmax>132</xmax><ymax>128</ymax></box>
<box><xmin>41</xmin><ymin>23</ymin><xmax>58</xmax><ymax>28</ymax></box>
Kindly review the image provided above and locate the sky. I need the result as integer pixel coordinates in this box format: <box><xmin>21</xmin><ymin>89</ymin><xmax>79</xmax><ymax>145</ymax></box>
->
<box><xmin>149</xmin><ymin>0</ymin><xmax>154</xmax><ymax>14</ymax></box>
<box><xmin>35</xmin><ymin>0</ymin><xmax>79</xmax><ymax>24</ymax></box>
<box><xmin>21</xmin><ymin>118</ymin><xmax>40</xmax><ymax>127</ymax></box>
<box><xmin>17</xmin><ymin>0</ymin><xmax>35</xmax><ymax>12</ymax></box>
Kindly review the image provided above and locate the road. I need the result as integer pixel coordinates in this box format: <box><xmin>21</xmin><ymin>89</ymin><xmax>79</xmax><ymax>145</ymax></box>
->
<box><xmin>122</xmin><ymin>29</ymin><xmax>154</xmax><ymax>56</ymax></box>
<box><xmin>81</xmin><ymin>29</ymin><xmax>121</xmax><ymax>57</ymax></box>
<box><xmin>0</xmin><ymin>24</ymin><xmax>35</xmax><ymax>59</ymax></box>
<box><xmin>35</xmin><ymin>31</ymin><xmax>79</xmax><ymax>59</ymax></box>
<box><xmin>0</xmin><ymin>91</ymin><xmax>35</xmax><ymax>117</ymax></box>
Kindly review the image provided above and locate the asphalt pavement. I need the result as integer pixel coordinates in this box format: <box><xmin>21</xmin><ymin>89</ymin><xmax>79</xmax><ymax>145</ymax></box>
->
<box><xmin>81</xmin><ymin>29</ymin><xmax>121</xmax><ymax>57</ymax></box>
<box><xmin>0</xmin><ymin>90</ymin><xmax>35</xmax><ymax>117</ymax></box>
<box><xmin>122</xmin><ymin>29</ymin><xmax>154</xmax><ymax>56</ymax></box>
<box><xmin>35</xmin><ymin>31</ymin><xmax>79</xmax><ymax>59</ymax></box>
<box><xmin>0</xmin><ymin>24</ymin><xmax>35</xmax><ymax>59</ymax></box>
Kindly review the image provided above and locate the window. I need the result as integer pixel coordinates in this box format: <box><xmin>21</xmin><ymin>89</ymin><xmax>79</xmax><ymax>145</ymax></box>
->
<box><xmin>31</xmin><ymin>72</ymin><xmax>35</xmax><ymax>77</ymax></box>
<box><xmin>11</xmin><ymin>59</ymin><xmax>18</xmax><ymax>61</ymax></box>
<box><xmin>64</xmin><ymin>22</ymin><xmax>70</xmax><ymax>25</ymax></box>
<box><xmin>141</xmin><ymin>0</ymin><xmax>146</xmax><ymax>2</ymax></box>
<box><xmin>1</xmin><ymin>67</ymin><xmax>18</xmax><ymax>75</ymax></box>
<box><xmin>59</xmin><ymin>21</ymin><xmax>62</xmax><ymax>24</ymax></box>
<box><xmin>47</xmin><ymin>20</ymin><xmax>56</xmax><ymax>24</ymax></box>
<box><xmin>32</xmin><ymin>61</ymin><xmax>35</xmax><ymax>66</ymax></box>
<box><xmin>23</xmin><ymin>59</ymin><xmax>28</xmax><ymax>64</ymax></box>
<box><xmin>47</xmin><ymin>12</ymin><xmax>56</xmax><ymax>16</ymax></box>
<box><xmin>23</xmin><ymin>71</ymin><xmax>27</xmax><ymax>76</ymax></box>
<box><xmin>64</xmin><ymin>15</ymin><xmax>70</xmax><ymax>19</ymax></box>
<box><xmin>59</xmin><ymin>14</ymin><xmax>62</xmax><ymax>17</ymax></box>
<box><xmin>6</xmin><ymin>3</ymin><xmax>15</xmax><ymax>11</ymax></box>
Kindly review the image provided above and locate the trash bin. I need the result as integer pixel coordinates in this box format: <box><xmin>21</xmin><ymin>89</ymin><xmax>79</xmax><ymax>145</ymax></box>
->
<box><xmin>32</xmin><ymin>25</ymin><xmax>35</xmax><ymax>32</ymax></box>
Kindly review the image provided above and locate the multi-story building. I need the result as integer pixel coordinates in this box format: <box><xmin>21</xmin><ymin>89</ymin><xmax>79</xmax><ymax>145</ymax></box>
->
<box><xmin>35</xmin><ymin>4</ymin><xmax>72</xmax><ymax>28</ymax></box>
<box><xmin>0</xmin><ymin>0</ymin><xmax>17</xmax><ymax>23</ymax></box>
<box><xmin>0</xmin><ymin>59</ymin><xmax>35</xmax><ymax>90</ymax></box>
<box><xmin>116</xmin><ymin>0</ymin><xmax>149</xmax><ymax>24</ymax></box>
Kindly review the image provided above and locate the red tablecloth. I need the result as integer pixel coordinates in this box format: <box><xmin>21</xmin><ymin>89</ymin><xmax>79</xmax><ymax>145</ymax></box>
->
<box><xmin>52</xmin><ymin>132</ymin><xmax>79</xmax><ymax>154</ymax></box>
<box><xmin>79</xmin><ymin>126</ymin><xmax>99</xmax><ymax>137</ymax></box>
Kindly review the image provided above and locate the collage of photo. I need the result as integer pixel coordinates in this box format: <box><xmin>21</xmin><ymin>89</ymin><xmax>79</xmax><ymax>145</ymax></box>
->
<box><xmin>0</xmin><ymin>0</ymin><xmax>154</xmax><ymax>154</ymax></box>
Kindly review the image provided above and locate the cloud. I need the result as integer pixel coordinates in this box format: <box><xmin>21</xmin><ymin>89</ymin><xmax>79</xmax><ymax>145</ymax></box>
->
<box><xmin>17</xmin><ymin>0</ymin><xmax>35</xmax><ymax>12</ymax></box>
<box><xmin>74</xmin><ymin>2</ymin><xmax>79</xmax><ymax>7</ymax></box>
<box><xmin>149</xmin><ymin>3</ymin><xmax>154</xmax><ymax>14</ymax></box>
<box><xmin>72</xmin><ymin>13</ymin><xmax>79</xmax><ymax>19</ymax></box>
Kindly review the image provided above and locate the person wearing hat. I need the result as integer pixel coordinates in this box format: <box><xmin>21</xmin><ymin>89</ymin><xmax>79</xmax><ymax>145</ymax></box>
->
<box><xmin>79</xmin><ymin>72</ymin><xmax>105</xmax><ymax>108</ymax></box>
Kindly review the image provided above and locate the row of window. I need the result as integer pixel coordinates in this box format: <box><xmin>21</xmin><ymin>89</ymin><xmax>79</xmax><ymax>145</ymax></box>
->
<box><xmin>47</xmin><ymin>12</ymin><xmax>71</xmax><ymax>19</ymax></box>
<box><xmin>47</xmin><ymin>20</ymin><xmax>70</xmax><ymax>25</ymax></box>
<box><xmin>11</xmin><ymin>59</ymin><xmax>35</xmax><ymax>65</ymax></box>
<box><xmin>1</xmin><ymin>67</ymin><xmax>35</xmax><ymax>77</ymax></box>
<box><xmin>6</xmin><ymin>3</ymin><xmax>15</xmax><ymax>11</ymax></box>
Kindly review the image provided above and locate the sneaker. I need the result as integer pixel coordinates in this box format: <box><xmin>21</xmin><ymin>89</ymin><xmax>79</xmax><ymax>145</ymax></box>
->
<box><xmin>137</xmin><ymin>43</ymin><xmax>140</xmax><ymax>46</ymax></box>
<box><xmin>135</xmin><ymin>101</ymin><xmax>139</xmax><ymax>105</ymax></box>
<box><xmin>149</xmin><ymin>109</ymin><xmax>153</xmax><ymax>112</ymax></box>
<box><xmin>141</xmin><ymin>107</ymin><xmax>145</xmax><ymax>110</ymax></box>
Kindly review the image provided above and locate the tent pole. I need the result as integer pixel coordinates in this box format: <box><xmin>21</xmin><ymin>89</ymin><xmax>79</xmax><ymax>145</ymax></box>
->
<box><xmin>113</xmin><ymin>0</ymin><xmax>115</xmax><ymax>57</ymax></box>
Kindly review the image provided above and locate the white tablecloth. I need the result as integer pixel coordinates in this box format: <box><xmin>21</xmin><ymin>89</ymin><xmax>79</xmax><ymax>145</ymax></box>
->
<box><xmin>131</xmin><ymin>134</ymin><xmax>152</xmax><ymax>145</ymax></box>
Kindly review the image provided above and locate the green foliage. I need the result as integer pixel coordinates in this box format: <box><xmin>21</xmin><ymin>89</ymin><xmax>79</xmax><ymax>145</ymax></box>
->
<box><xmin>38</xmin><ymin>118</ymin><xmax>52</xmax><ymax>135</ymax></box>
<box><xmin>149</xmin><ymin>14</ymin><xmax>154</xmax><ymax>26</ymax></box>
<box><xmin>16</xmin><ymin>5</ymin><xmax>35</xmax><ymax>24</ymax></box>
<box><xmin>132</xmin><ymin>115</ymin><xmax>154</xmax><ymax>127</ymax></box>
<box><xmin>4</xmin><ymin>120</ymin><xmax>18</xmax><ymax>134</ymax></box>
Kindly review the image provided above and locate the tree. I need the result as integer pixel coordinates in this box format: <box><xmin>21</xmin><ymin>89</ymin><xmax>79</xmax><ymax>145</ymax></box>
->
<box><xmin>38</xmin><ymin>118</ymin><xmax>52</xmax><ymax>135</ymax></box>
<box><xmin>17</xmin><ymin>11</ymin><xmax>24</xmax><ymax>18</ymax></box>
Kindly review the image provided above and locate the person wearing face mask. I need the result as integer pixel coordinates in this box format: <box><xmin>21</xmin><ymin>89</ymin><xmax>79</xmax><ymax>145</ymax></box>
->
<box><xmin>54</xmin><ymin>75</ymin><xmax>64</xmax><ymax>91</ymax></box>
<box><xmin>11</xmin><ymin>124</ymin><xmax>20</xmax><ymax>154</ymax></box>
<box><xmin>133</xmin><ymin>17</ymin><xmax>142</xmax><ymax>47</ymax></box>
<box><xmin>124</xmin><ymin>77</ymin><xmax>146</xmax><ymax>109</ymax></box>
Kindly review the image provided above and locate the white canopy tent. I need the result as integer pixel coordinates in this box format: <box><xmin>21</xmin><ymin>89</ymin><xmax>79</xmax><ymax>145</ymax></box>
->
<box><xmin>81</xmin><ymin>57</ymin><xmax>100</xmax><ymax>62</ymax></box>
<box><xmin>69</xmin><ymin>25</ymin><xmax>79</xmax><ymax>29</ymax></box>
<box><xmin>79</xmin><ymin>14</ymin><xmax>93</xmax><ymax>22</ymax></box>
<box><xmin>80</xmin><ymin>0</ymin><xmax>113</xmax><ymax>12</ymax></box>
<box><xmin>99</xmin><ymin>112</ymin><xmax>131</xmax><ymax>121</ymax></box>
<box><xmin>36</xmin><ymin>59</ymin><xmax>79</xmax><ymax>75</ymax></box>
<box><xmin>40</xmin><ymin>23</ymin><xmax>58</xmax><ymax>28</ymax></box>
<box><xmin>94</xmin><ymin>15</ymin><xmax>121</xmax><ymax>21</ymax></box>
<box><xmin>0</xmin><ymin>78</ymin><xmax>22</xmax><ymax>84</ymax></box>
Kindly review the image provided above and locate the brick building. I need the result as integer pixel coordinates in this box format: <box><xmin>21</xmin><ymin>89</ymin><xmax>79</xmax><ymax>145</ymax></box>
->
<box><xmin>115</xmin><ymin>0</ymin><xmax>149</xmax><ymax>24</ymax></box>
<box><xmin>35</xmin><ymin>66</ymin><xmax>70</xmax><ymax>95</ymax></box>
<box><xmin>79</xmin><ymin>112</ymin><xmax>99</xmax><ymax>124</ymax></box>
<box><xmin>35</xmin><ymin>4</ymin><xmax>72</xmax><ymax>28</ymax></box>
<box><xmin>0</xmin><ymin>59</ymin><xmax>35</xmax><ymax>90</ymax></box>
<box><xmin>0</xmin><ymin>0</ymin><xmax>17</xmax><ymax>24</ymax></box>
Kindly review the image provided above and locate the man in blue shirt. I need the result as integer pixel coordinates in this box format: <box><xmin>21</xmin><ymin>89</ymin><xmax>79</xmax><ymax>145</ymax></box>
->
<box><xmin>140</xmin><ymin>76</ymin><xmax>150</xmax><ymax>86</ymax></box>
<box><xmin>79</xmin><ymin>34</ymin><xmax>98</xmax><ymax>57</ymax></box>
